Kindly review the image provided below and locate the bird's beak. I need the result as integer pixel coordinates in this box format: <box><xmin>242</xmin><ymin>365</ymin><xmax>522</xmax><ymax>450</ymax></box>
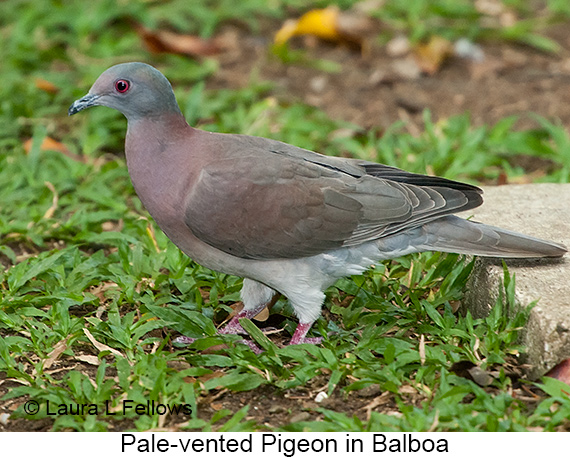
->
<box><xmin>68</xmin><ymin>93</ymin><xmax>100</xmax><ymax>116</ymax></box>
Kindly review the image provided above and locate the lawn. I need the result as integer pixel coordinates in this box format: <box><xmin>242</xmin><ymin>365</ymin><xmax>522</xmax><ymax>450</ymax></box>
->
<box><xmin>1</xmin><ymin>0</ymin><xmax>570</xmax><ymax>431</ymax></box>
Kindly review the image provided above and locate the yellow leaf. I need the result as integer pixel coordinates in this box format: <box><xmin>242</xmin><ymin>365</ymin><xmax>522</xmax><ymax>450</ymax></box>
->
<box><xmin>413</xmin><ymin>36</ymin><xmax>453</xmax><ymax>75</ymax></box>
<box><xmin>275</xmin><ymin>7</ymin><xmax>341</xmax><ymax>45</ymax></box>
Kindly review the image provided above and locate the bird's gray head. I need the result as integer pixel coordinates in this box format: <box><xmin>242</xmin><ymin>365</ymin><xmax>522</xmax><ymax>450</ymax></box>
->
<box><xmin>68</xmin><ymin>62</ymin><xmax>182</xmax><ymax>121</ymax></box>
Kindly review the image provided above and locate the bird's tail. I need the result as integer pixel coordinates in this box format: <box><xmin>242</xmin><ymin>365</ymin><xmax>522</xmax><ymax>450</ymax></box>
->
<box><xmin>420</xmin><ymin>215</ymin><xmax>567</xmax><ymax>258</ymax></box>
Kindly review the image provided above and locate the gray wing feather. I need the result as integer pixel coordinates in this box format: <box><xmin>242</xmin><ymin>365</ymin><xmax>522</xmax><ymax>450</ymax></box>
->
<box><xmin>184</xmin><ymin>134</ymin><xmax>483</xmax><ymax>259</ymax></box>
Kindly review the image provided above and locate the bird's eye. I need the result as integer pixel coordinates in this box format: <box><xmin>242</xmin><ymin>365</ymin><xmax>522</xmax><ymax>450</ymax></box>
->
<box><xmin>115</xmin><ymin>79</ymin><xmax>130</xmax><ymax>93</ymax></box>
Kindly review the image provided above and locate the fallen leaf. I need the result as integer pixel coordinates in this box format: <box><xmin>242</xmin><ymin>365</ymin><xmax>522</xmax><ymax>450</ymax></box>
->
<box><xmin>427</xmin><ymin>409</ymin><xmax>440</xmax><ymax>432</ymax></box>
<box><xmin>23</xmin><ymin>136</ymin><xmax>68</xmax><ymax>155</ymax></box>
<box><xmin>545</xmin><ymin>358</ymin><xmax>570</xmax><ymax>385</ymax></box>
<box><xmin>89</xmin><ymin>281</ymin><xmax>119</xmax><ymax>307</ymax></box>
<box><xmin>42</xmin><ymin>181</ymin><xmax>59</xmax><ymax>219</ymax></box>
<box><xmin>198</xmin><ymin>370</ymin><xmax>225</xmax><ymax>383</ymax></box>
<box><xmin>75</xmin><ymin>354</ymin><xmax>101</xmax><ymax>366</ymax></box>
<box><xmin>35</xmin><ymin>78</ymin><xmax>59</xmax><ymax>94</ymax></box>
<box><xmin>413</xmin><ymin>36</ymin><xmax>453</xmax><ymax>75</ymax></box>
<box><xmin>253</xmin><ymin>306</ymin><xmax>270</xmax><ymax>322</ymax></box>
<box><xmin>398</xmin><ymin>384</ymin><xmax>417</xmax><ymax>395</ymax></box>
<box><xmin>83</xmin><ymin>328</ymin><xmax>128</xmax><ymax>362</ymax></box>
<box><xmin>224</xmin><ymin>299</ymin><xmax>272</xmax><ymax>324</ymax></box>
<box><xmin>42</xmin><ymin>337</ymin><xmax>69</xmax><ymax>371</ymax></box>
<box><xmin>275</xmin><ymin>8</ymin><xmax>340</xmax><ymax>45</ymax></box>
<box><xmin>361</xmin><ymin>391</ymin><xmax>391</xmax><ymax>421</ymax></box>
<box><xmin>23</xmin><ymin>136</ymin><xmax>86</xmax><ymax>162</ymax></box>
<box><xmin>274</xmin><ymin>7</ymin><xmax>374</xmax><ymax>48</ymax></box>
<box><xmin>134</xmin><ymin>23</ymin><xmax>222</xmax><ymax>58</ymax></box>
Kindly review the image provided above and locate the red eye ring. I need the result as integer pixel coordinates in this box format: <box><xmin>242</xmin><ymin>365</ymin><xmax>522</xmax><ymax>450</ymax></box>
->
<box><xmin>115</xmin><ymin>79</ymin><xmax>130</xmax><ymax>93</ymax></box>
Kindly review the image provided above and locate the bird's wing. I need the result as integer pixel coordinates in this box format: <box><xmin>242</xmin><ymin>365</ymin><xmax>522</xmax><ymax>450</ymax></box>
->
<box><xmin>184</xmin><ymin>134</ymin><xmax>483</xmax><ymax>260</ymax></box>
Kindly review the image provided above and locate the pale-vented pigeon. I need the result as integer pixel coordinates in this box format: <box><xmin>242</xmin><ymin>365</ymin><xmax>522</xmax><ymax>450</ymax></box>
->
<box><xmin>69</xmin><ymin>62</ymin><xmax>566</xmax><ymax>348</ymax></box>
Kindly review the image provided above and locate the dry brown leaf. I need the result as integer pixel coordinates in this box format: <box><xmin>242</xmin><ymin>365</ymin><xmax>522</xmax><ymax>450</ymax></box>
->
<box><xmin>90</xmin><ymin>281</ymin><xmax>119</xmax><ymax>304</ymax></box>
<box><xmin>413</xmin><ymin>36</ymin><xmax>453</xmax><ymax>75</ymax></box>
<box><xmin>42</xmin><ymin>181</ymin><xmax>59</xmax><ymax>219</ymax></box>
<box><xmin>83</xmin><ymin>328</ymin><xmax>128</xmax><ymax>361</ymax></box>
<box><xmin>23</xmin><ymin>136</ymin><xmax>69</xmax><ymax>155</ymax></box>
<box><xmin>210</xmin><ymin>402</ymin><xmax>224</xmax><ymax>411</ymax></box>
<box><xmin>75</xmin><ymin>354</ymin><xmax>101</xmax><ymax>366</ymax></box>
<box><xmin>198</xmin><ymin>370</ymin><xmax>225</xmax><ymax>383</ymax></box>
<box><xmin>253</xmin><ymin>306</ymin><xmax>270</xmax><ymax>322</ymax></box>
<box><xmin>545</xmin><ymin>359</ymin><xmax>570</xmax><ymax>386</ymax></box>
<box><xmin>427</xmin><ymin>409</ymin><xmax>440</xmax><ymax>432</ymax></box>
<box><xmin>23</xmin><ymin>136</ymin><xmax>86</xmax><ymax>163</ymax></box>
<box><xmin>134</xmin><ymin>23</ymin><xmax>222</xmax><ymax>58</ymax></box>
<box><xmin>35</xmin><ymin>77</ymin><xmax>59</xmax><ymax>94</ymax></box>
<box><xmin>42</xmin><ymin>337</ymin><xmax>69</xmax><ymax>371</ymax></box>
<box><xmin>228</xmin><ymin>302</ymin><xmax>244</xmax><ymax>315</ymax></box>
<box><xmin>167</xmin><ymin>360</ymin><xmax>192</xmax><ymax>371</ymax></box>
<box><xmin>362</xmin><ymin>390</ymin><xmax>391</xmax><ymax>421</ymax></box>
<box><xmin>398</xmin><ymin>384</ymin><xmax>417</xmax><ymax>395</ymax></box>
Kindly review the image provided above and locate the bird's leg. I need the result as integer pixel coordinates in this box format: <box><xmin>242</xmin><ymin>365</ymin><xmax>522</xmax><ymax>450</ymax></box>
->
<box><xmin>286</xmin><ymin>289</ymin><xmax>326</xmax><ymax>345</ymax></box>
<box><xmin>218</xmin><ymin>279</ymin><xmax>277</xmax><ymax>335</ymax></box>
<box><xmin>289</xmin><ymin>321</ymin><xmax>323</xmax><ymax>345</ymax></box>
<box><xmin>173</xmin><ymin>304</ymin><xmax>268</xmax><ymax>350</ymax></box>
<box><xmin>217</xmin><ymin>302</ymin><xmax>268</xmax><ymax>335</ymax></box>
<box><xmin>174</xmin><ymin>280</ymin><xmax>276</xmax><ymax>349</ymax></box>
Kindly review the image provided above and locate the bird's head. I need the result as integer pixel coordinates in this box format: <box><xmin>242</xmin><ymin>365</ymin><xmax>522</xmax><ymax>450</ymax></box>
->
<box><xmin>68</xmin><ymin>62</ymin><xmax>182</xmax><ymax>121</ymax></box>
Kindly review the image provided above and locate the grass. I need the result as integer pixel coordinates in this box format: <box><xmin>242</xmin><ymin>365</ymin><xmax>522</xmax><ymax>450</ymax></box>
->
<box><xmin>1</xmin><ymin>0</ymin><xmax>570</xmax><ymax>432</ymax></box>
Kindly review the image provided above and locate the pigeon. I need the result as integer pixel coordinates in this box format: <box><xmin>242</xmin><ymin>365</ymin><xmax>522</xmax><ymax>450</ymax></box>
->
<box><xmin>69</xmin><ymin>62</ymin><xmax>566</xmax><ymax>348</ymax></box>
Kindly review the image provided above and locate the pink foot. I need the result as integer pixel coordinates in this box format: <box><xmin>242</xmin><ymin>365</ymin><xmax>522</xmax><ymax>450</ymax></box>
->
<box><xmin>217</xmin><ymin>316</ymin><xmax>247</xmax><ymax>335</ymax></box>
<box><xmin>218</xmin><ymin>305</ymin><xmax>267</xmax><ymax>335</ymax></box>
<box><xmin>291</xmin><ymin>336</ymin><xmax>323</xmax><ymax>345</ymax></box>
<box><xmin>289</xmin><ymin>322</ymin><xmax>322</xmax><ymax>346</ymax></box>
<box><xmin>237</xmin><ymin>339</ymin><xmax>263</xmax><ymax>354</ymax></box>
<box><xmin>174</xmin><ymin>334</ymin><xmax>262</xmax><ymax>353</ymax></box>
<box><xmin>174</xmin><ymin>335</ymin><xmax>196</xmax><ymax>344</ymax></box>
<box><xmin>174</xmin><ymin>306</ymin><xmax>267</xmax><ymax>351</ymax></box>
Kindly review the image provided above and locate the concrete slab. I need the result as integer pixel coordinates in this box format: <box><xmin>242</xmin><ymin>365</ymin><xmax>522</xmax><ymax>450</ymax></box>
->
<box><xmin>459</xmin><ymin>184</ymin><xmax>570</xmax><ymax>379</ymax></box>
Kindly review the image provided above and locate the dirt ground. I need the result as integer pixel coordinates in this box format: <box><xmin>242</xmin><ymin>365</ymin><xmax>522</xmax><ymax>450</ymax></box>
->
<box><xmin>4</xmin><ymin>18</ymin><xmax>570</xmax><ymax>432</ymax></box>
<box><xmin>214</xmin><ymin>22</ymin><xmax>570</xmax><ymax>133</ymax></box>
